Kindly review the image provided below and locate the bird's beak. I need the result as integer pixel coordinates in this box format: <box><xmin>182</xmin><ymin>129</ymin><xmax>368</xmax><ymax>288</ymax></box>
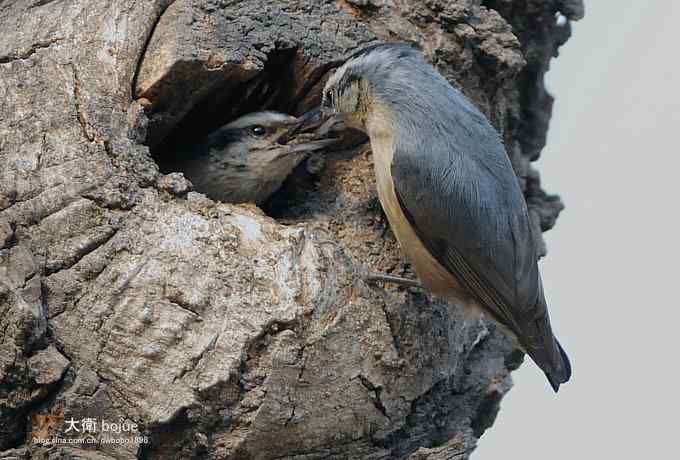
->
<box><xmin>274</xmin><ymin>107</ymin><xmax>343</xmax><ymax>156</ymax></box>
<box><xmin>278</xmin><ymin>108</ymin><xmax>322</xmax><ymax>142</ymax></box>
<box><xmin>317</xmin><ymin>106</ymin><xmax>349</xmax><ymax>137</ymax></box>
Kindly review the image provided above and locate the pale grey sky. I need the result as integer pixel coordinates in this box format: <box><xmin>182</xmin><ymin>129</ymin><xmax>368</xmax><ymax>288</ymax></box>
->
<box><xmin>477</xmin><ymin>1</ymin><xmax>680</xmax><ymax>458</ymax></box>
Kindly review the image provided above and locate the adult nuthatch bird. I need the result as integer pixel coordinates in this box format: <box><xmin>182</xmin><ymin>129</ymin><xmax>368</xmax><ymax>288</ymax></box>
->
<box><xmin>174</xmin><ymin>110</ymin><xmax>338</xmax><ymax>204</ymax></box>
<box><xmin>320</xmin><ymin>44</ymin><xmax>571</xmax><ymax>391</ymax></box>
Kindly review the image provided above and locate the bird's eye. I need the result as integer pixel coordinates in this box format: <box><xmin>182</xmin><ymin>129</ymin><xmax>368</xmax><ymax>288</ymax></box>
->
<box><xmin>251</xmin><ymin>125</ymin><xmax>266</xmax><ymax>136</ymax></box>
<box><xmin>324</xmin><ymin>90</ymin><xmax>333</xmax><ymax>107</ymax></box>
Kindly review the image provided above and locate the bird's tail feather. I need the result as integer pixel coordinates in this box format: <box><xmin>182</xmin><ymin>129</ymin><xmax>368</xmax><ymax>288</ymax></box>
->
<box><xmin>522</xmin><ymin>286</ymin><xmax>572</xmax><ymax>392</ymax></box>
<box><xmin>543</xmin><ymin>338</ymin><xmax>572</xmax><ymax>392</ymax></box>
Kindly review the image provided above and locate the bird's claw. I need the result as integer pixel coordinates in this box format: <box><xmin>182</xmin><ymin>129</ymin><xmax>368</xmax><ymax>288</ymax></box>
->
<box><xmin>363</xmin><ymin>271</ymin><xmax>423</xmax><ymax>290</ymax></box>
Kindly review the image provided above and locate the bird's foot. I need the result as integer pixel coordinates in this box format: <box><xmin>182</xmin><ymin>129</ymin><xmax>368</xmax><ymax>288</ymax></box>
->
<box><xmin>364</xmin><ymin>272</ymin><xmax>423</xmax><ymax>290</ymax></box>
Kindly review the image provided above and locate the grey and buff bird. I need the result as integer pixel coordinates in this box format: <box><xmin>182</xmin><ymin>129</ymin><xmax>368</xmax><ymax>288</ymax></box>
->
<box><xmin>320</xmin><ymin>44</ymin><xmax>571</xmax><ymax>391</ymax></box>
<box><xmin>174</xmin><ymin>110</ymin><xmax>337</xmax><ymax>204</ymax></box>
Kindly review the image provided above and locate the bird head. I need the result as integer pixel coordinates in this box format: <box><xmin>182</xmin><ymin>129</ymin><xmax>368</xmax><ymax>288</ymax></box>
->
<box><xmin>182</xmin><ymin>109</ymin><xmax>340</xmax><ymax>204</ymax></box>
<box><xmin>321</xmin><ymin>67</ymin><xmax>367</xmax><ymax>131</ymax></box>
<box><xmin>321</xmin><ymin>43</ymin><xmax>421</xmax><ymax>131</ymax></box>
<box><xmin>214</xmin><ymin>110</ymin><xmax>339</xmax><ymax>162</ymax></box>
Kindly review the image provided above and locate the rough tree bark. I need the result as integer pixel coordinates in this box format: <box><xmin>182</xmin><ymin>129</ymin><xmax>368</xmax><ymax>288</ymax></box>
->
<box><xmin>0</xmin><ymin>1</ymin><xmax>582</xmax><ymax>459</ymax></box>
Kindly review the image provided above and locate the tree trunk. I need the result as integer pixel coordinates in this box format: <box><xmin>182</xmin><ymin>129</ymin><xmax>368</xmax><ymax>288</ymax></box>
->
<box><xmin>0</xmin><ymin>1</ymin><xmax>582</xmax><ymax>459</ymax></box>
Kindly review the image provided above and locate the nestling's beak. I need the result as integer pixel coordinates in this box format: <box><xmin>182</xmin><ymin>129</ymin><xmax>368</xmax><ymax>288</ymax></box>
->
<box><xmin>274</xmin><ymin>108</ymin><xmax>343</xmax><ymax>155</ymax></box>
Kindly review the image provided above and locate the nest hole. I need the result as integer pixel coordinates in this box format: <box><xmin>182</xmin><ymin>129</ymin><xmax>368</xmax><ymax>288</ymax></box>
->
<box><xmin>148</xmin><ymin>48</ymin><xmax>349</xmax><ymax>219</ymax></box>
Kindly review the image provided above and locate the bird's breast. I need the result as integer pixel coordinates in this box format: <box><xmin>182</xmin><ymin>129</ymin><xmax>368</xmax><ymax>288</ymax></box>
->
<box><xmin>367</xmin><ymin>119</ymin><xmax>466</xmax><ymax>300</ymax></box>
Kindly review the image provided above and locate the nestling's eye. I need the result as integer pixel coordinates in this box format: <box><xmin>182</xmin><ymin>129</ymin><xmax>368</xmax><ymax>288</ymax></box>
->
<box><xmin>251</xmin><ymin>125</ymin><xmax>266</xmax><ymax>136</ymax></box>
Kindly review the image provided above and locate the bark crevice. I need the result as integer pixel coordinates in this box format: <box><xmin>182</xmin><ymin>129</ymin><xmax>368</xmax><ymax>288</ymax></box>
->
<box><xmin>0</xmin><ymin>37</ymin><xmax>65</xmax><ymax>65</ymax></box>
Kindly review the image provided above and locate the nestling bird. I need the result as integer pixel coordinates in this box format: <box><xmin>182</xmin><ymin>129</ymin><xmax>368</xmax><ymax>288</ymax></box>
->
<box><xmin>172</xmin><ymin>110</ymin><xmax>338</xmax><ymax>204</ymax></box>
<box><xmin>320</xmin><ymin>44</ymin><xmax>571</xmax><ymax>391</ymax></box>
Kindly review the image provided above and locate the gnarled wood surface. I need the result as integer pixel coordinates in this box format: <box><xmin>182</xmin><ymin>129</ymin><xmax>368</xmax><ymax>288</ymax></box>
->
<box><xmin>0</xmin><ymin>1</ymin><xmax>581</xmax><ymax>459</ymax></box>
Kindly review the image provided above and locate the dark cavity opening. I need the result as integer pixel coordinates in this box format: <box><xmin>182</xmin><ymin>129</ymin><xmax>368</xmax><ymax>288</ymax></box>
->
<box><xmin>146</xmin><ymin>48</ymin><xmax>353</xmax><ymax>217</ymax></box>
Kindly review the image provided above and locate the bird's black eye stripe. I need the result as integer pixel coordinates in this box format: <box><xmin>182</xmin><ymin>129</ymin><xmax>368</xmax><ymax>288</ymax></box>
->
<box><xmin>324</xmin><ymin>89</ymin><xmax>333</xmax><ymax>107</ymax></box>
<box><xmin>251</xmin><ymin>125</ymin><xmax>266</xmax><ymax>136</ymax></box>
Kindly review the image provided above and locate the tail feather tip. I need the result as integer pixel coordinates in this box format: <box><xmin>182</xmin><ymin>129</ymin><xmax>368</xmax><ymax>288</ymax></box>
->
<box><xmin>546</xmin><ymin>340</ymin><xmax>572</xmax><ymax>393</ymax></box>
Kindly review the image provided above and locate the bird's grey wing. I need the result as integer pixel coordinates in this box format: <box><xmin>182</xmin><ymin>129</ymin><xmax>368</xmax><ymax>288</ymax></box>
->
<box><xmin>391</xmin><ymin>132</ymin><xmax>571</xmax><ymax>391</ymax></box>
<box><xmin>390</xmin><ymin>138</ymin><xmax>541</xmax><ymax>339</ymax></box>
